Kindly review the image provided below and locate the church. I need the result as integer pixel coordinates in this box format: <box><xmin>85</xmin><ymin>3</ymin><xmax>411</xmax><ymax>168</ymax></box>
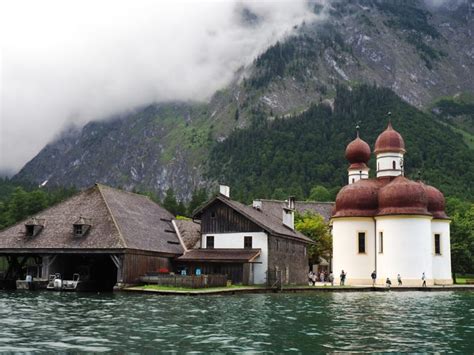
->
<box><xmin>331</xmin><ymin>121</ymin><xmax>452</xmax><ymax>286</ymax></box>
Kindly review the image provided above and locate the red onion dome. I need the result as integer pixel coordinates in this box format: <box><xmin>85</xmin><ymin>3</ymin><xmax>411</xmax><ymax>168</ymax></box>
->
<box><xmin>377</xmin><ymin>176</ymin><xmax>429</xmax><ymax>216</ymax></box>
<box><xmin>345</xmin><ymin>134</ymin><xmax>371</xmax><ymax>167</ymax></box>
<box><xmin>423</xmin><ymin>184</ymin><xmax>448</xmax><ymax>219</ymax></box>
<box><xmin>374</xmin><ymin>121</ymin><xmax>406</xmax><ymax>154</ymax></box>
<box><xmin>332</xmin><ymin>179</ymin><xmax>385</xmax><ymax>218</ymax></box>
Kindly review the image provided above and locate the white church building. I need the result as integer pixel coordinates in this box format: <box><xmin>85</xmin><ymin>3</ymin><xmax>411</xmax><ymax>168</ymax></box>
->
<box><xmin>331</xmin><ymin>122</ymin><xmax>452</xmax><ymax>286</ymax></box>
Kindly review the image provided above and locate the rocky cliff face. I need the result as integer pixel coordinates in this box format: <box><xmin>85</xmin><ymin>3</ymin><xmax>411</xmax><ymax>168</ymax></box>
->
<box><xmin>14</xmin><ymin>1</ymin><xmax>474</xmax><ymax>200</ymax></box>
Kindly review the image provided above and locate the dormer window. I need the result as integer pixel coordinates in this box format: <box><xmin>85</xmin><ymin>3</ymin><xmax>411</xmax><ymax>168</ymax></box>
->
<box><xmin>73</xmin><ymin>217</ymin><xmax>92</xmax><ymax>237</ymax></box>
<box><xmin>24</xmin><ymin>217</ymin><xmax>45</xmax><ymax>237</ymax></box>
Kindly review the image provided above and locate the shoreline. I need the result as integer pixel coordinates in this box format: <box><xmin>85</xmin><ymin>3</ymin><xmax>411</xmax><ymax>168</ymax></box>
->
<box><xmin>120</xmin><ymin>284</ymin><xmax>474</xmax><ymax>296</ymax></box>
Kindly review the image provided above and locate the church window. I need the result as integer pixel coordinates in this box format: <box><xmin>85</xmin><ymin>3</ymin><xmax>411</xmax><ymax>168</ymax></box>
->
<box><xmin>352</xmin><ymin>178</ymin><xmax>355</xmax><ymax>183</ymax></box>
<box><xmin>358</xmin><ymin>232</ymin><xmax>366</xmax><ymax>254</ymax></box>
<box><xmin>392</xmin><ymin>161</ymin><xmax>396</xmax><ymax>169</ymax></box>
<box><xmin>434</xmin><ymin>234</ymin><xmax>441</xmax><ymax>255</ymax></box>
<box><xmin>379</xmin><ymin>232</ymin><xmax>384</xmax><ymax>253</ymax></box>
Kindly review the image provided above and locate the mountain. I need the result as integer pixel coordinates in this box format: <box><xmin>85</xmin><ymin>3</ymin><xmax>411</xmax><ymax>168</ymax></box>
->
<box><xmin>14</xmin><ymin>0</ymin><xmax>474</xmax><ymax>201</ymax></box>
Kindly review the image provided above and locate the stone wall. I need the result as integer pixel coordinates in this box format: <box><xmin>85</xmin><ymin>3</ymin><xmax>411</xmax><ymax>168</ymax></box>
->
<box><xmin>267</xmin><ymin>236</ymin><xmax>308</xmax><ymax>285</ymax></box>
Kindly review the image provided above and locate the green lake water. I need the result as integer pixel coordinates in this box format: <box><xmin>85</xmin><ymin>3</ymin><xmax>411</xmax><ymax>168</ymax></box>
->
<box><xmin>0</xmin><ymin>291</ymin><xmax>473</xmax><ymax>353</ymax></box>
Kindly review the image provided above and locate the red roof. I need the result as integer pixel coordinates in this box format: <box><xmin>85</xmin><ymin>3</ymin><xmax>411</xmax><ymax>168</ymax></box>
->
<box><xmin>345</xmin><ymin>134</ymin><xmax>371</xmax><ymax>165</ymax></box>
<box><xmin>374</xmin><ymin>122</ymin><xmax>405</xmax><ymax>154</ymax></box>
<box><xmin>332</xmin><ymin>176</ymin><xmax>449</xmax><ymax>219</ymax></box>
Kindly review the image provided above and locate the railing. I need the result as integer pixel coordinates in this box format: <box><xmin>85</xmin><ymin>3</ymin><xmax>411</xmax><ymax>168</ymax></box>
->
<box><xmin>140</xmin><ymin>274</ymin><xmax>227</xmax><ymax>288</ymax></box>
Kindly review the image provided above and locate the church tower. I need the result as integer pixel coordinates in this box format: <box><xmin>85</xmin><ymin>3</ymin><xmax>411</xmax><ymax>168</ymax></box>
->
<box><xmin>374</xmin><ymin>121</ymin><xmax>405</xmax><ymax>178</ymax></box>
<box><xmin>345</xmin><ymin>129</ymin><xmax>371</xmax><ymax>184</ymax></box>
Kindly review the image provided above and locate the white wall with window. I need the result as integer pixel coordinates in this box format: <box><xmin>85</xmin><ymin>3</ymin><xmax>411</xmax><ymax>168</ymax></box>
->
<box><xmin>376</xmin><ymin>152</ymin><xmax>404</xmax><ymax>178</ymax></box>
<box><xmin>332</xmin><ymin>219</ymin><xmax>375</xmax><ymax>285</ymax></box>
<box><xmin>375</xmin><ymin>216</ymin><xmax>433</xmax><ymax>286</ymax></box>
<box><xmin>431</xmin><ymin>221</ymin><xmax>452</xmax><ymax>284</ymax></box>
<box><xmin>201</xmin><ymin>232</ymin><xmax>268</xmax><ymax>284</ymax></box>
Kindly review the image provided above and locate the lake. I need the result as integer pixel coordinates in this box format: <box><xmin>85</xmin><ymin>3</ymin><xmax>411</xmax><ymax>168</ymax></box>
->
<box><xmin>0</xmin><ymin>291</ymin><xmax>473</xmax><ymax>353</ymax></box>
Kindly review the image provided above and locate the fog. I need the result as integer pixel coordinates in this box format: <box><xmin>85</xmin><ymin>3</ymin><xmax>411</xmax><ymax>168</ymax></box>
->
<box><xmin>0</xmin><ymin>0</ymin><xmax>320</xmax><ymax>174</ymax></box>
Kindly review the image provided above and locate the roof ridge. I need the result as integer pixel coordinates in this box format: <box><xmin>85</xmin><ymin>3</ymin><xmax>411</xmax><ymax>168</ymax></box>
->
<box><xmin>96</xmin><ymin>184</ymin><xmax>128</xmax><ymax>249</ymax></box>
<box><xmin>96</xmin><ymin>183</ymin><xmax>153</xmax><ymax>201</ymax></box>
<box><xmin>257</xmin><ymin>199</ymin><xmax>334</xmax><ymax>204</ymax></box>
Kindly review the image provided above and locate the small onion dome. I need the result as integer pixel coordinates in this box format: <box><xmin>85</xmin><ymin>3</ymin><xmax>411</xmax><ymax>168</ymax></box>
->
<box><xmin>374</xmin><ymin>121</ymin><xmax>406</xmax><ymax>154</ymax></box>
<box><xmin>345</xmin><ymin>134</ymin><xmax>371</xmax><ymax>166</ymax></box>
<box><xmin>423</xmin><ymin>184</ymin><xmax>448</xmax><ymax>219</ymax></box>
<box><xmin>377</xmin><ymin>176</ymin><xmax>429</xmax><ymax>216</ymax></box>
<box><xmin>332</xmin><ymin>179</ymin><xmax>384</xmax><ymax>218</ymax></box>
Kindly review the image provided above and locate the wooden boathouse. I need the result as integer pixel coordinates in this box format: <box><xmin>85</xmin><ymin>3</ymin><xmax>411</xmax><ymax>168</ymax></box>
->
<box><xmin>0</xmin><ymin>184</ymin><xmax>184</xmax><ymax>290</ymax></box>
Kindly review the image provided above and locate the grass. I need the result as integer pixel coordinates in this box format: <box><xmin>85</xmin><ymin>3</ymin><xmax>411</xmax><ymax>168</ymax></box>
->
<box><xmin>134</xmin><ymin>284</ymin><xmax>262</xmax><ymax>293</ymax></box>
<box><xmin>455</xmin><ymin>274</ymin><xmax>474</xmax><ymax>285</ymax></box>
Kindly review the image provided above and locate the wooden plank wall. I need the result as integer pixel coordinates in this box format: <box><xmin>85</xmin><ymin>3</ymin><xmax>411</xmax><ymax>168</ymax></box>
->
<box><xmin>123</xmin><ymin>253</ymin><xmax>172</xmax><ymax>283</ymax></box>
<box><xmin>202</xmin><ymin>200</ymin><xmax>262</xmax><ymax>234</ymax></box>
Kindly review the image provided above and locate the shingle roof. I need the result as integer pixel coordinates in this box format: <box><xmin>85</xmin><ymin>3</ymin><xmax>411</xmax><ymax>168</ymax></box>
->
<box><xmin>257</xmin><ymin>199</ymin><xmax>334</xmax><ymax>222</ymax></box>
<box><xmin>0</xmin><ymin>184</ymin><xmax>183</xmax><ymax>255</ymax></box>
<box><xmin>177</xmin><ymin>248</ymin><xmax>261</xmax><ymax>263</ymax></box>
<box><xmin>172</xmin><ymin>219</ymin><xmax>201</xmax><ymax>250</ymax></box>
<box><xmin>193</xmin><ymin>196</ymin><xmax>313</xmax><ymax>243</ymax></box>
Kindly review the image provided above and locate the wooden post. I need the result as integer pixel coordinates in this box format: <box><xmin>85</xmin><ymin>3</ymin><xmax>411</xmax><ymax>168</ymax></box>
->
<box><xmin>110</xmin><ymin>255</ymin><xmax>123</xmax><ymax>284</ymax></box>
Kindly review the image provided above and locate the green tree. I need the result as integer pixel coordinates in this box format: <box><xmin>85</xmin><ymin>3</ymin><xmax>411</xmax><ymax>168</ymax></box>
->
<box><xmin>162</xmin><ymin>188</ymin><xmax>179</xmax><ymax>216</ymax></box>
<box><xmin>308</xmin><ymin>185</ymin><xmax>331</xmax><ymax>202</ymax></box>
<box><xmin>295</xmin><ymin>211</ymin><xmax>332</xmax><ymax>266</ymax></box>
<box><xmin>446</xmin><ymin>197</ymin><xmax>474</xmax><ymax>278</ymax></box>
<box><xmin>188</xmin><ymin>188</ymin><xmax>208</xmax><ymax>216</ymax></box>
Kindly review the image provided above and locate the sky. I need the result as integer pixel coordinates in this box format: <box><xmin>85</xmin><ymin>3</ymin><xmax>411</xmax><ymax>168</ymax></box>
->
<box><xmin>0</xmin><ymin>0</ymin><xmax>320</xmax><ymax>175</ymax></box>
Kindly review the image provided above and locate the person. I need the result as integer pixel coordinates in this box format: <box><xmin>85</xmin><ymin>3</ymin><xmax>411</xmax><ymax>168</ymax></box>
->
<box><xmin>386</xmin><ymin>277</ymin><xmax>392</xmax><ymax>288</ymax></box>
<box><xmin>422</xmin><ymin>272</ymin><xmax>426</xmax><ymax>287</ymax></box>
<box><xmin>328</xmin><ymin>272</ymin><xmax>334</xmax><ymax>286</ymax></box>
<box><xmin>371</xmin><ymin>270</ymin><xmax>377</xmax><ymax>287</ymax></box>
<box><xmin>308</xmin><ymin>271</ymin><xmax>313</xmax><ymax>286</ymax></box>
<box><xmin>320</xmin><ymin>271</ymin><xmax>325</xmax><ymax>283</ymax></box>
<box><xmin>397</xmin><ymin>274</ymin><xmax>402</xmax><ymax>286</ymax></box>
<box><xmin>340</xmin><ymin>270</ymin><xmax>346</xmax><ymax>286</ymax></box>
<box><xmin>311</xmin><ymin>272</ymin><xmax>317</xmax><ymax>286</ymax></box>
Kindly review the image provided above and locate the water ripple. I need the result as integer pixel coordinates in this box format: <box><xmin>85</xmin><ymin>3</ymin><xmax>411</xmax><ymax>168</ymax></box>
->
<box><xmin>0</xmin><ymin>291</ymin><xmax>473</xmax><ymax>352</ymax></box>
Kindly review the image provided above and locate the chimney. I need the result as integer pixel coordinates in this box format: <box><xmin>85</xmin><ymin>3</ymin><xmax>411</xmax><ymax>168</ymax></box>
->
<box><xmin>252</xmin><ymin>200</ymin><xmax>262</xmax><ymax>210</ymax></box>
<box><xmin>282</xmin><ymin>196</ymin><xmax>295</xmax><ymax>230</ymax></box>
<box><xmin>219</xmin><ymin>185</ymin><xmax>230</xmax><ymax>198</ymax></box>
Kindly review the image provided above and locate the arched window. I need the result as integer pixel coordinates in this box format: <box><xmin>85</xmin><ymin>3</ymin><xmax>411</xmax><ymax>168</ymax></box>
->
<box><xmin>392</xmin><ymin>161</ymin><xmax>396</xmax><ymax>169</ymax></box>
<box><xmin>352</xmin><ymin>178</ymin><xmax>355</xmax><ymax>183</ymax></box>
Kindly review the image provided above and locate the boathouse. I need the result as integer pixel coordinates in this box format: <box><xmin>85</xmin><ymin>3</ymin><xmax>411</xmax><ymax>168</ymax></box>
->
<box><xmin>176</xmin><ymin>187</ymin><xmax>313</xmax><ymax>285</ymax></box>
<box><xmin>0</xmin><ymin>184</ymin><xmax>183</xmax><ymax>290</ymax></box>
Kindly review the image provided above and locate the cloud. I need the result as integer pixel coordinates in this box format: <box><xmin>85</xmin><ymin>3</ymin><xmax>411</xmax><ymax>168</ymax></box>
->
<box><xmin>0</xmin><ymin>0</ymin><xmax>320</xmax><ymax>173</ymax></box>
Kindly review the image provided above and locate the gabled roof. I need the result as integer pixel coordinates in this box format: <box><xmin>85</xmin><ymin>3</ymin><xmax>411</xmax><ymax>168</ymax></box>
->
<box><xmin>256</xmin><ymin>199</ymin><xmax>334</xmax><ymax>222</ymax></box>
<box><xmin>0</xmin><ymin>184</ymin><xmax>184</xmax><ymax>255</ymax></box>
<box><xmin>172</xmin><ymin>219</ymin><xmax>201</xmax><ymax>251</ymax></box>
<box><xmin>193</xmin><ymin>195</ymin><xmax>313</xmax><ymax>243</ymax></box>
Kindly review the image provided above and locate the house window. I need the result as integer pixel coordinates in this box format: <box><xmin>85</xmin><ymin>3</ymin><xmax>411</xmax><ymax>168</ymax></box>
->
<box><xmin>379</xmin><ymin>232</ymin><xmax>383</xmax><ymax>253</ymax></box>
<box><xmin>207</xmin><ymin>236</ymin><xmax>214</xmax><ymax>249</ymax></box>
<box><xmin>25</xmin><ymin>225</ymin><xmax>35</xmax><ymax>237</ymax></box>
<box><xmin>358</xmin><ymin>232</ymin><xmax>366</xmax><ymax>254</ymax></box>
<box><xmin>392</xmin><ymin>161</ymin><xmax>396</xmax><ymax>169</ymax></box>
<box><xmin>74</xmin><ymin>225</ymin><xmax>83</xmax><ymax>237</ymax></box>
<box><xmin>244</xmin><ymin>236</ymin><xmax>252</xmax><ymax>249</ymax></box>
<box><xmin>434</xmin><ymin>234</ymin><xmax>441</xmax><ymax>255</ymax></box>
<box><xmin>210</xmin><ymin>211</ymin><xmax>216</xmax><ymax>218</ymax></box>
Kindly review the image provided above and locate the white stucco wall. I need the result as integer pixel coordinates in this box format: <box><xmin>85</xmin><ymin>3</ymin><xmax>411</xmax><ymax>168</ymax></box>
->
<box><xmin>332</xmin><ymin>218</ymin><xmax>375</xmax><ymax>285</ymax></box>
<box><xmin>348</xmin><ymin>169</ymin><xmax>369</xmax><ymax>184</ymax></box>
<box><xmin>376</xmin><ymin>216</ymin><xmax>433</xmax><ymax>285</ymax></box>
<box><xmin>202</xmin><ymin>232</ymin><xmax>268</xmax><ymax>284</ymax></box>
<box><xmin>431</xmin><ymin>220</ymin><xmax>452</xmax><ymax>284</ymax></box>
<box><xmin>376</xmin><ymin>152</ymin><xmax>404</xmax><ymax>178</ymax></box>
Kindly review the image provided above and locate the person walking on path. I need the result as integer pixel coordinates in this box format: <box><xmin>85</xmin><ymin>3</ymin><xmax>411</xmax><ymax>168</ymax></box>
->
<box><xmin>328</xmin><ymin>272</ymin><xmax>334</xmax><ymax>286</ymax></box>
<box><xmin>422</xmin><ymin>272</ymin><xmax>426</xmax><ymax>287</ymax></box>
<box><xmin>308</xmin><ymin>271</ymin><xmax>313</xmax><ymax>286</ymax></box>
<box><xmin>397</xmin><ymin>274</ymin><xmax>402</xmax><ymax>286</ymax></box>
<box><xmin>371</xmin><ymin>271</ymin><xmax>377</xmax><ymax>287</ymax></box>
<box><xmin>311</xmin><ymin>272</ymin><xmax>317</xmax><ymax>286</ymax></box>
<box><xmin>340</xmin><ymin>270</ymin><xmax>346</xmax><ymax>286</ymax></box>
<box><xmin>386</xmin><ymin>277</ymin><xmax>392</xmax><ymax>288</ymax></box>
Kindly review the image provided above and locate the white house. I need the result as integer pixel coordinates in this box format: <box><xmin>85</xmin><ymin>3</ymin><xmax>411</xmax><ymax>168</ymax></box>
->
<box><xmin>331</xmin><ymin>122</ymin><xmax>452</xmax><ymax>286</ymax></box>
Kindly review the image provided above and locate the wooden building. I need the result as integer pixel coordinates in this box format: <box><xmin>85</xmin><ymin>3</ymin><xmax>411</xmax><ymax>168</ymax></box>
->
<box><xmin>176</xmin><ymin>189</ymin><xmax>313</xmax><ymax>285</ymax></box>
<box><xmin>0</xmin><ymin>184</ymin><xmax>183</xmax><ymax>290</ymax></box>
